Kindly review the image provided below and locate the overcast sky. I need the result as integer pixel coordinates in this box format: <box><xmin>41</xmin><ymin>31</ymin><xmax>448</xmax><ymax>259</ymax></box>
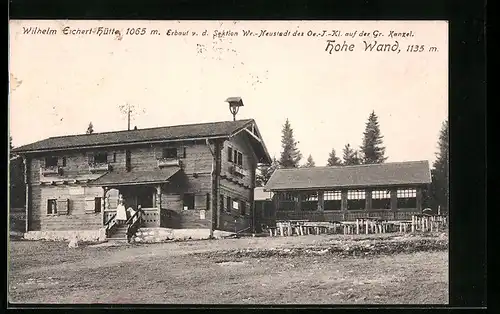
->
<box><xmin>9</xmin><ymin>20</ymin><xmax>448</xmax><ymax>165</ymax></box>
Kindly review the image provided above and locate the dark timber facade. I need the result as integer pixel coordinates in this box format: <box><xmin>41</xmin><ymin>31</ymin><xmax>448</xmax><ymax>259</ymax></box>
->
<box><xmin>12</xmin><ymin>119</ymin><xmax>271</xmax><ymax>235</ymax></box>
<box><xmin>263</xmin><ymin>161</ymin><xmax>432</xmax><ymax>223</ymax></box>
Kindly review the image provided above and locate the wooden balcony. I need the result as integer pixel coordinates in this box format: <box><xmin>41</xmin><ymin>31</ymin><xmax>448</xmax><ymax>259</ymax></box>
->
<box><xmin>40</xmin><ymin>166</ymin><xmax>62</xmax><ymax>176</ymax></box>
<box><xmin>157</xmin><ymin>158</ymin><xmax>180</xmax><ymax>168</ymax></box>
<box><xmin>89</xmin><ymin>162</ymin><xmax>111</xmax><ymax>172</ymax></box>
<box><xmin>232</xmin><ymin>164</ymin><xmax>249</xmax><ymax>177</ymax></box>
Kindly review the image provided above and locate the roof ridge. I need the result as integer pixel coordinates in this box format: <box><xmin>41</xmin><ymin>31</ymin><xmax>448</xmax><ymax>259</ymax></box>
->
<box><xmin>276</xmin><ymin>160</ymin><xmax>429</xmax><ymax>171</ymax></box>
<box><xmin>46</xmin><ymin>119</ymin><xmax>254</xmax><ymax>140</ymax></box>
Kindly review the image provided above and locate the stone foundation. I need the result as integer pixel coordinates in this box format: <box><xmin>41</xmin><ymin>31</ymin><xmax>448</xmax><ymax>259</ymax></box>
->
<box><xmin>23</xmin><ymin>228</ymin><xmax>106</xmax><ymax>242</ymax></box>
<box><xmin>131</xmin><ymin>228</ymin><xmax>236</xmax><ymax>243</ymax></box>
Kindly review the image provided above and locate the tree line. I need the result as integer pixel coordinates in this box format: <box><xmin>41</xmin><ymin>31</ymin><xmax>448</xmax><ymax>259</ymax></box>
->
<box><xmin>255</xmin><ymin>112</ymin><xmax>449</xmax><ymax>213</ymax></box>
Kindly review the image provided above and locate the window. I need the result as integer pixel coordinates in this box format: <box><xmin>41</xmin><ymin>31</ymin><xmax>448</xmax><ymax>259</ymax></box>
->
<box><xmin>232</xmin><ymin>200</ymin><xmax>239</xmax><ymax>210</ymax></box>
<box><xmin>179</xmin><ymin>147</ymin><xmax>186</xmax><ymax>158</ymax></box>
<box><xmin>397</xmin><ymin>188</ymin><xmax>417</xmax><ymax>209</ymax></box>
<box><xmin>94</xmin><ymin>152</ymin><xmax>108</xmax><ymax>164</ymax></box>
<box><xmin>347</xmin><ymin>190</ymin><xmax>366</xmax><ymax>210</ymax></box>
<box><xmin>206</xmin><ymin>193</ymin><xmax>210</xmax><ymax>211</ymax></box>
<box><xmin>47</xmin><ymin>199</ymin><xmax>57</xmax><ymax>214</ymax></box>
<box><xmin>301</xmin><ymin>192</ymin><xmax>318</xmax><ymax>211</ymax></box>
<box><xmin>183</xmin><ymin>193</ymin><xmax>195</xmax><ymax>210</ymax></box>
<box><xmin>324</xmin><ymin>190</ymin><xmax>342</xmax><ymax>210</ymax></box>
<box><xmin>219</xmin><ymin>195</ymin><xmax>225</xmax><ymax>211</ymax></box>
<box><xmin>228</xmin><ymin>147</ymin><xmax>233</xmax><ymax>162</ymax></box>
<box><xmin>233</xmin><ymin>150</ymin><xmax>238</xmax><ymax>164</ymax></box>
<box><xmin>277</xmin><ymin>192</ymin><xmax>297</xmax><ymax>211</ymax></box>
<box><xmin>45</xmin><ymin>156</ymin><xmax>58</xmax><ymax>167</ymax></box>
<box><xmin>237</xmin><ymin>152</ymin><xmax>243</xmax><ymax>166</ymax></box>
<box><xmin>113</xmin><ymin>153</ymin><xmax>117</xmax><ymax>162</ymax></box>
<box><xmin>372</xmin><ymin>190</ymin><xmax>391</xmax><ymax>210</ymax></box>
<box><xmin>94</xmin><ymin>197</ymin><xmax>102</xmax><ymax>213</ymax></box>
<box><xmin>162</xmin><ymin>148</ymin><xmax>177</xmax><ymax>159</ymax></box>
<box><xmin>62</xmin><ymin>157</ymin><xmax>67</xmax><ymax>167</ymax></box>
<box><xmin>226</xmin><ymin>196</ymin><xmax>232</xmax><ymax>212</ymax></box>
<box><xmin>240</xmin><ymin>201</ymin><xmax>247</xmax><ymax>215</ymax></box>
<box><xmin>125</xmin><ymin>150</ymin><xmax>131</xmax><ymax>172</ymax></box>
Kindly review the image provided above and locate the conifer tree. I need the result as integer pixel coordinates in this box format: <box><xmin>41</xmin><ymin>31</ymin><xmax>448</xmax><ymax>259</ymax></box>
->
<box><xmin>86</xmin><ymin>122</ymin><xmax>94</xmax><ymax>134</ymax></box>
<box><xmin>342</xmin><ymin>143</ymin><xmax>361</xmax><ymax>166</ymax></box>
<box><xmin>360</xmin><ymin>111</ymin><xmax>387</xmax><ymax>164</ymax></box>
<box><xmin>431</xmin><ymin>119</ymin><xmax>449</xmax><ymax>213</ymax></box>
<box><xmin>303</xmin><ymin>154</ymin><xmax>316</xmax><ymax>168</ymax></box>
<box><xmin>326</xmin><ymin>148</ymin><xmax>342</xmax><ymax>166</ymax></box>
<box><xmin>279</xmin><ymin>118</ymin><xmax>302</xmax><ymax>168</ymax></box>
<box><xmin>256</xmin><ymin>156</ymin><xmax>280</xmax><ymax>187</ymax></box>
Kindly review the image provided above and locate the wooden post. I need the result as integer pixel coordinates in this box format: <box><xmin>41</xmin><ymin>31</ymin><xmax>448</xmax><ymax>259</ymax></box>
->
<box><xmin>366</xmin><ymin>189</ymin><xmax>373</xmax><ymax>211</ymax></box>
<box><xmin>356</xmin><ymin>219</ymin><xmax>360</xmax><ymax>234</ymax></box>
<box><xmin>22</xmin><ymin>156</ymin><xmax>30</xmax><ymax>233</ymax></box>
<box><xmin>341</xmin><ymin>190</ymin><xmax>348</xmax><ymax>213</ymax></box>
<box><xmin>365</xmin><ymin>220</ymin><xmax>369</xmax><ymax>234</ymax></box>
<box><xmin>390</xmin><ymin>188</ymin><xmax>398</xmax><ymax>212</ymax></box>
<box><xmin>411</xmin><ymin>216</ymin><xmax>415</xmax><ymax>233</ymax></box>
<box><xmin>318</xmin><ymin>191</ymin><xmax>324</xmax><ymax>211</ymax></box>
<box><xmin>416</xmin><ymin>187</ymin><xmax>423</xmax><ymax>211</ymax></box>
<box><xmin>156</xmin><ymin>185</ymin><xmax>162</xmax><ymax>227</ymax></box>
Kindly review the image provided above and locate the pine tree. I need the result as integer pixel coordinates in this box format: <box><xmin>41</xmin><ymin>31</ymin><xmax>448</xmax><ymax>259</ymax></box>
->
<box><xmin>9</xmin><ymin>135</ymin><xmax>15</xmax><ymax>159</ymax></box>
<box><xmin>431</xmin><ymin>119</ymin><xmax>449</xmax><ymax>213</ymax></box>
<box><xmin>303</xmin><ymin>154</ymin><xmax>316</xmax><ymax>167</ymax></box>
<box><xmin>326</xmin><ymin>148</ymin><xmax>342</xmax><ymax>166</ymax></box>
<box><xmin>279</xmin><ymin>118</ymin><xmax>302</xmax><ymax>168</ymax></box>
<box><xmin>86</xmin><ymin>122</ymin><xmax>94</xmax><ymax>134</ymax></box>
<box><xmin>256</xmin><ymin>156</ymin><xmax>279</xmax><ymax>187</ymax></box>
<box><xmin>360</xmin><ymin>111</ymin><xmax>387</xmax><ymax>164</ymax></box>
<box><xmin>342</xmin><ymin>143</ymin><xmax>361</xmax><ymax>166</ymax></box>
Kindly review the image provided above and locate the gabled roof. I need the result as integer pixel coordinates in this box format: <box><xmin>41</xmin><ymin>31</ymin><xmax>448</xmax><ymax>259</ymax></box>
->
<box><xmin>264</xmin><ymin>160</ymin><xmax>432</xmax><ymax>191</ymax></box>
<box><xmin>254</xmin><ymin>187</ymin><xmax>273</xmax><ymax>201</ymax></box>
<box><xmin>13</xmin><ymin>119</ymin><xmax>256</xmax><ymax>153</ymax></box>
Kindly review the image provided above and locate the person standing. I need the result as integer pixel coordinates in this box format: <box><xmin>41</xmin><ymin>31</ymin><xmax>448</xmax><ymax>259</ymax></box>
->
<box><xmin>116</xmin><ymin>195</ymin><xmax>127</xmax><ymax>225</ymax></box>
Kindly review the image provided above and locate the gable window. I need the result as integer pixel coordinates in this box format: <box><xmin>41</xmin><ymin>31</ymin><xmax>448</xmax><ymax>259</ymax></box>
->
<box><xmin>372</xmin><ymin>190</ymin><xmax>391</xmax><ymax>210</ymax></box>
<box><xmin>227</xmin><ymin>147</ymin><xmax>233</xmax><ymax>162</ymax></box>
<box><xmin>324</xmin><ymin>190</ymin><xmax>342</xmax><ymax>210</ymax></box>
<box><xmin>347</xmin><ymin>190</ymin><xmax>366</xmax><ymax>210</ymax></box>
<box><xmin>94</xmin><ymin>152</ymin><xmax>108</xmax><ymax>164</ymax></box>
<box><xmin>47</xmin><ymin>199</ymin><xmax>57</xmax><ymax>215</ymax></box>
<box><xmin>237</xmin><ymin>152</ymin><xmax>243</xmax><ymax>166</ymax></box>
<box><xmin>45</xmin><ymin>156</ymin><xmax>58</xmax><ymax>167</ymax></box>
<box><xmin>183</xmin><ymin>193</ymin><xmax>195</xmax><ymax>210</ymax></box>
<box><xmin>94</xmin><ymin>197</ymin><xmax>102</xmax><ymax>213</ymax></box>
<box><xmin>162</xmin><ymin>148</ymin><xmax>177</xmax><ymax>159</ymax></box>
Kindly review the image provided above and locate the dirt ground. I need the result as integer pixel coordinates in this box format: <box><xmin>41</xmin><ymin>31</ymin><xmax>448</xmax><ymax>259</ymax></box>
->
<box><xmin>8</xmin><ymin>233</ymin><xmax>448</xmax><ymax>305</ymax></box>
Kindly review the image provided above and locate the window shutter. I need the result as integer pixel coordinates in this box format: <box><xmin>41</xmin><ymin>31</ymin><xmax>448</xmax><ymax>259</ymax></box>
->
<box><xmin>228</xmin><ymin>147</ymin><xmax>233</xmax><ymax>162</ymax></box>
<box><xmin>85</xmin><ymin>197</ymin><xmax>95</xmax><ymax>213</ymax></box>
<box><xmin>57</xmin><ymin>157</ymin><xmax>63</xmax><ymax>166</ymax></box>
<box><xmin>155</xmin><ymin>147</ymin><xmax>162</xmax><ymax>159</ymax></box>
<box><xmin>107</xmin><ymin>153</ymin><xmax>114</xmax><ymax>163</ymax></box>
<box><xmin>57</xmin><ymin>198</ymin><xmax>70</xmax><ymax>215</ymax></box>
<box><xmin>87</xmin><ymin>153</ymin><xmax>94</xmax><ymax>164</ymax></box>
<box><xmin>40</xmin><ymin>157</ymin><xmax>46</xmax><ymax>168</ymax></box>
<box><xmin>177</xmin><ymin>147</ymin><xmax>186</xmax><ymax>158</ymax></box>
